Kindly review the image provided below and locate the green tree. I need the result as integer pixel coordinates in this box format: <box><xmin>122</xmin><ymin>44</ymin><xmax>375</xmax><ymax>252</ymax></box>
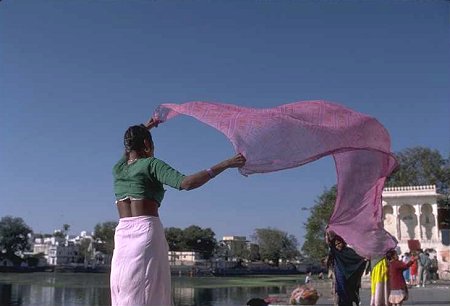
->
<box><xmin>182</xmin><ymin>225</ymin><xmax>217</xmax><ymax>259</ymax></box>
<box><xmin>252</xmin><ymin>227</ymin><xmax>299</xmax><ymax>266</ymax></box>
<box><xmin>165</xmin><ymin>227</ymin><xmax>185</xmax><ymax>251</ymax></box>
<box><xmin>387</xmin><ymin>147</ymin><xmax>449</xmax><ymax>198</ymax></box>
<box><xmin>0</xmin><ymin>216</ymin><xmax>33</xmax><ymax>258</ymax></box>
<box><xmin>442</xmin><ymin>152</ymin><xmax>450</xmax><ymax>207</ymax></box>
<box><xmin>248</xmin><ymin>243</ymin><xmax>261</xmax><ymax>262</ymax></box>
<box><xmin>281</xmin><ymin>234</ymin><xmax>300</xmax><ymax>262</ymax></box>
<box><xmin>53</xmin><ymin>230</ymin><xmax>65</xmax><ymax>239</ymax></box>
<box><xmin>78</xmin><ymin>238</ymin><xmax>92</xmax><ymax>264</ymax></box>
<box><xmin>301</xmin><ymin>186</ymin><xmax>336</xmax><ymax>261</ymax></box>
<box><xmin>53</xmin><ymin>224</ymin><xmax>71</xmax><ymax>239</ymax></box>
<box><xmin>228</xmin><ymin>239</ymin><xmax>250</xmax><ymax>261</ymax></box>
<box><xmin>63</xmin><ymin>224</ymin><xmax>70</xmax><ymax>235</ymax></box>
<box><xmin>93</xmin><ymin>221</ymin><xmax>117</xmax><ymax>255</ymax></box>
<box><xmin>26</xmin><ymin>253</ymin><xmax>45</xmax><ymax>267</ymax></box>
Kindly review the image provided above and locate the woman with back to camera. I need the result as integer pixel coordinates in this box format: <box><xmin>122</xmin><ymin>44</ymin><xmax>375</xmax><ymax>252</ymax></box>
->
<box><xmin>110</xmin><ymin>119</ymin><xmax>246</xmax><ymax>306</ymax></box>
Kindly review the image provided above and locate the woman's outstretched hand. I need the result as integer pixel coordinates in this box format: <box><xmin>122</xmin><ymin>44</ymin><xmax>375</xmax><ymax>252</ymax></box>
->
<box><xmin>180</xmin><ymin>153</ymin><xmax>247</xmax><ymax>191</ymax></box>
<box><xmin>144</xmin><ymin>118</ymin><xmax>161</xmax><ymax>130</ymax></box>
<box><xmin>227</xmin><ymin>153</ymin><xmax>246</xmax><ymax>168</ymax></box>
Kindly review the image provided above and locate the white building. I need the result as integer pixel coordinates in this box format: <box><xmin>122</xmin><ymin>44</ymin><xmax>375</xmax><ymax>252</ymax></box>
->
<box><xmin>33</xmin><ymin>236</ymin><xmax>79</xmax><ymax>265</ymax></box>
<box><xmin>32</xmin><ymin>231</ymin><xmax>96</xmax><ymax>266</ymax></box>
<box><xmin>47</xmin><ymin>241</ymin><xmax>78</xmax><ymax>265</ymax></box>
<box><xmin>382</xmin><ymin>185</ymin><xmax>450</xmax><ymax>278</ymax></box>
<box><xmin>168</xmin><ymin>251</ymin><xmax>201</xmax><ymax>266</ymax></box>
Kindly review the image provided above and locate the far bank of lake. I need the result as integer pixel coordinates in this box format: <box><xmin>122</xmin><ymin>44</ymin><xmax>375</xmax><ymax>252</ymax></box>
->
<box><xmin>0</xmin><ymin>272</ymin><xmax>325</xmax><ymax>306</ymax></box>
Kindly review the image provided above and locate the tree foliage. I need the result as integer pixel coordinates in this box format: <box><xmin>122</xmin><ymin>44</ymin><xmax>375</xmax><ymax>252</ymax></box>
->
<box><xmin>301</xmin><ymin>186</ymin><xmax>336</xmax><ymax>261</ymax></box>
<box><xmin>248</xmin><ymin>243</ymin><xmax>261</xmax><ymax>262</ymax></box>
<box><xmin>184</xmin><ymin>225</ymin><xmax>217</xmax><ymax>259</ymax></box>
<box><xmin>228</xmin><ymin>239</ymin><xmax>251</xmax><ymax>261</ymax></box>
<box><xmin>78</xmin><ymin>238</ymin><xmax>92</xmax><ymax>263</ymax></box>
<box><xmin>252</xmin><ymin>227</ymin><xmax>299</xmax><ymax>266</ymax></box>
<box><xmin>165</xmin><ymin>227</ymin><xmax>184</xmax><ymax>251</ymax></box>
<box><xmin>387</xmin><ymin>147</ymin><xmax>449</xmax><ymax>199</ymax></box>
<box><xmin>53</xmin><ymin>231</ymin><xmax>65</xmax><ymax>239</ymax></box>
<box><xmin>93</xmin><ymin>221</ymin><xmax>117</xmax><ymax>255</ymax></box>
<box><xmin>53</xmin><ymin>224</ymin><xmax>70</xmax><ymax>239</ymax></box>
<box><xmin>216</xmin><ymin>238</ymin><xmax>251</xmax><ymax>261</ymax></box>
<box><xmin>0</xmin><ymin>216</ymin><xmax>33</xmax><ymax>257</ymax></box>
<box><xmin>165</xmin><ymin>225</ymin><xmax>217</xmax><ymax>259</ymax></box>
<box><xmin>63</xmin><ymin>224</ymin><xmax>70</xmax><ymax>235</ymax></box>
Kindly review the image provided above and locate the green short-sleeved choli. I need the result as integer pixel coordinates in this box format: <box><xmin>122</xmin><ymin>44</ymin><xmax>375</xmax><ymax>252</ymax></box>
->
<box><xmin>113</xmin><ymin>156</ymin><xmax>186</xmax><ymax>205</ymax></box>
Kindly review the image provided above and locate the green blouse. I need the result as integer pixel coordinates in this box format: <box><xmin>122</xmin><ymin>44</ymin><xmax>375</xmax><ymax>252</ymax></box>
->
<box><xmin>113</xmin><ymin>156</ymin><xmax>186</xmax><ymax>205</ymax></box>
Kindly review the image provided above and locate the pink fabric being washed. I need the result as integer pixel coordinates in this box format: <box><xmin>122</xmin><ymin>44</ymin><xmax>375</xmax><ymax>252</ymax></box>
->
<box><xmin>153</xmin><ymin>101</ymin><xmax>398</xmax><ymax>258</ymax></box>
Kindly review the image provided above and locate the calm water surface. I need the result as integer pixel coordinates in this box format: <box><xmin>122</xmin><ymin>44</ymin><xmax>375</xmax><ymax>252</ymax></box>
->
<box><xmin>0</xmin><ymin>273</ymin><xmax>305</xmax><ymax>306</ymax></box>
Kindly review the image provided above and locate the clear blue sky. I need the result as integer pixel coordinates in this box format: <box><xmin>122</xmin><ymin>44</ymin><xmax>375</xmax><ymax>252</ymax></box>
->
<box><xmin>1</xmin><ymin>1</ymin><xmax>448</xmax><ymax>246</ymax></box>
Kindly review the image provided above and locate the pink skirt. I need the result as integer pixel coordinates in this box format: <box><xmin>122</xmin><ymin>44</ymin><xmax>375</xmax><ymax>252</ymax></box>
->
<box><xmin>389</xmin><ymin>289</ymin><xmax>408</xmax><ymax>304</ymax></box>
<box><xmin>110</xmin><ymin>216</ymin><xmax>172</xmax><ymax>306</ymax></box>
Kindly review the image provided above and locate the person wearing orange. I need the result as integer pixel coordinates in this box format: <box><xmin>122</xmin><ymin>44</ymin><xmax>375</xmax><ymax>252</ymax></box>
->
<box><xmin>409</xmin><ymin>252</ymin><xmax>418</xmax><ymax>286</ymax></box>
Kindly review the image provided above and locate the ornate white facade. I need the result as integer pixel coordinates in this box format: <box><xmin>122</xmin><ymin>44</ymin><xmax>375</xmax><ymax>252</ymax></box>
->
<box><xmin>382</xmin><ymin>185</ymin><xmax>449</xmax><ymax>278</ymax></box>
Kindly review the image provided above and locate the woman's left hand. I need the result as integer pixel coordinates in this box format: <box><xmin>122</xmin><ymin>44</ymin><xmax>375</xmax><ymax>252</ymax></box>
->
<box><xmin>144</xmin><ymin>118</ymin><xmax>160</xmax><ymax>130</ymax></box>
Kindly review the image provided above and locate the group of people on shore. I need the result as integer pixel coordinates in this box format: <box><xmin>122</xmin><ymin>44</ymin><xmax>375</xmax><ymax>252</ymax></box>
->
<box><xmin>370</xmin><ymin>247</ymin><xmax>438</xmax><ymax>306</ymax></box>
<box><xmin>325</xmin><ymin>231</ymin><xmax>439</xmax><ymax>306</ymax></box>
<box><xmin>400</xmin><ymin>250</ymin><xmax>438</xmax><ymax>287</ymax></box>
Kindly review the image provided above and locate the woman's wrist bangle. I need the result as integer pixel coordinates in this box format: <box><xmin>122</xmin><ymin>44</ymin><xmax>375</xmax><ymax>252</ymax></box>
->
<box><xmin>206</xmin><ymin>168</ymin><xmax>215</xmax><ymax>178</ymax></box>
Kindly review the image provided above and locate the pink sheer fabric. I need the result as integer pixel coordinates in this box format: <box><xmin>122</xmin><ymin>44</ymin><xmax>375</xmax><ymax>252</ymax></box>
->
<box><xmin>153</xmin><ymin>100</ymin><xmax>398</xmax><ymax>258</ymax></box>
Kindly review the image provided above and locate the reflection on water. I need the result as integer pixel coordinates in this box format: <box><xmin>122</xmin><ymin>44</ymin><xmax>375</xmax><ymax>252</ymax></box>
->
<box><xmin>0</xmin><ymin>282</ymin><xmax>111</xmax><ymax>306</ymax></box>
<box><xmin>0</xmin><ymin>283</ymin><xmax>15</xmax><ymax>306</ymax></box>
<box><xmin>172</xmin><ymin>285</ymin><xmax>287</xmax><ymax>306</ymax></box>
<box><xmin>0</xmin><ymin>273</ymin><xmax>294</xmax><ymax>306</ymax></box>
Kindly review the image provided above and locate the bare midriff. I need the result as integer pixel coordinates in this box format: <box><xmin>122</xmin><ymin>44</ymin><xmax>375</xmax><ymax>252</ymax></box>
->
<box><xmin>116</xmin><ymin>199</ymin><xmax>159</xmax><ymax>218</ymax></box>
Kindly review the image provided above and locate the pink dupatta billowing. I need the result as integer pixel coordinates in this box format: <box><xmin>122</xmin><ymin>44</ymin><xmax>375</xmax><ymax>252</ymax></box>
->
<box><xmin>153</xmin><ymin>100</ymin><xmax>398</xmax><ymax>258</ymax></box>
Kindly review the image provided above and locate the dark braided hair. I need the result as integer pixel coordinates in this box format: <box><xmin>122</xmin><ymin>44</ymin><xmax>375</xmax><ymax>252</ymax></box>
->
<box><xmin>124</xmin><ymin>125</ymin><xmax>153</xmax><ymax>153</ymax></box>
<box><xmin>385</xmin><ymin>249</ymin><xmax>397</xmax><ymax>261</ymax></box>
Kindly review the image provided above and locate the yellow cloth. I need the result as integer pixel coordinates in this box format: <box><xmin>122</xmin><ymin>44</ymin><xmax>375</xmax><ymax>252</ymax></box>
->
<box><xmin>370</xmin><ymin>258</ymin><xmax>389</xmax><ymax>306</ymax></box>
<box><xmin>371</xmin><ymin>258</ymin><xmax>388</xmax><ymax>293</ymax></box>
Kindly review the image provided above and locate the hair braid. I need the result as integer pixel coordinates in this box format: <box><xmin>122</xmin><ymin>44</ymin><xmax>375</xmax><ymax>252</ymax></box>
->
<box><xmin>124</xmin><ymin>125</ymin><xmax>153</xmax><ymax>153</ymax></box>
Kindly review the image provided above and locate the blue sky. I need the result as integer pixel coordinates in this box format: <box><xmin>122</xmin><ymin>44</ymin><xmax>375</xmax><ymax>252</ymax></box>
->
<box><xmin>1</xmin><ymin>0</ymin><xmax>448</xmax><ymax>246</ymax></box>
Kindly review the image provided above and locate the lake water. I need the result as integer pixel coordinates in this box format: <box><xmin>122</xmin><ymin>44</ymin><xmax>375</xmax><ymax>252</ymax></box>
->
<box><xmin>0</xmin><ymin>273</ymin><xmax>312</xmax><ymax>306</ymax></box>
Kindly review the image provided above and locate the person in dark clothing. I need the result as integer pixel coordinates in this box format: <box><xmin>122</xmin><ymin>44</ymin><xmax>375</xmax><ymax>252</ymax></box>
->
<box><xmin>326</xmin><ymin>232</ymin><xmax>367</xmax><ymax>306</ymax></box>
